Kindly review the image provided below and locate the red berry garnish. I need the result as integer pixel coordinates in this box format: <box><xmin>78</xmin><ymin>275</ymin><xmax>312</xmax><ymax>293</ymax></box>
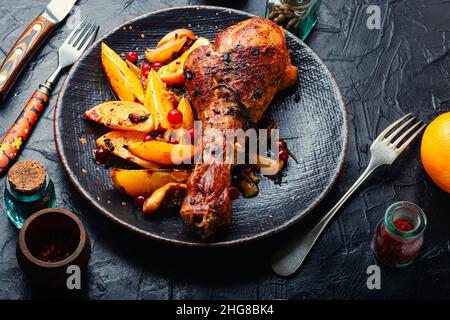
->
<box><xmin>128</xmin><ymin>113</ymin><xmax>141</xmax><ymax>123</ymax></box>
<box><xmin>126</xmin><ymin>51</ymin><xmax>139</xmax><ymax>64</ymax></box>
<box><xmin>144</xmin><ymin>134</ymin><xmax>154</xmax><ymax>142</ymax></box>
<box><xmin>278</xmin><ymin>139</ymin><xmax>287</xmax><ymax>149</ymax></box>
<box><xmin>141</xmin><ymin>63</ymin><xmax>152</xmax><ymax>77</ymax></box>
<box><xmin>170</xmin><ymin>96</ymin><xmax>179</xmax><ymax>107</ymax></box>
<box><xmin>229</xmin><ymin>187</ymin><xmax>240</xmax><ymax>200</ymax></box>
<box><xmin>152</xmin><ymin>62</ymin><xmax>163</xmax><ymax>70</ymax></box>
<box><xmin>134</xmin><ymin>195</ymin><xmax>146</xmax><ymax>208</ymax></box>
<box><xmin>278</xmin><ymin>148</ymin><xmax>289</xmax><ymax>161</ymax></box>
<box><xmin>95</xmin><ymin>148</ymin><xmax>110</xmax><ymax>163</ymax></box>
<box><xmin>167</xmin><ymin>109</ymin><xmax>183</xmax><ymax>125</ymax></box>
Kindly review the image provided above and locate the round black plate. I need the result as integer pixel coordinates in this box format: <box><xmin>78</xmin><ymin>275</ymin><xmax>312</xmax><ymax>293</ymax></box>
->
<box><xmin>54</xmin><ymin>6</ymin><xmax>348</xmax><ymax>247</ymax></box>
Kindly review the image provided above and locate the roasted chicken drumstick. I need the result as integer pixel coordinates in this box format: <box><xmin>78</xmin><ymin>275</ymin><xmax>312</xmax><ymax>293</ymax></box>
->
<box><xmin>180</xmin><ymin>17</ymin><xmax>298</xmax><ymax>239</ymax></box>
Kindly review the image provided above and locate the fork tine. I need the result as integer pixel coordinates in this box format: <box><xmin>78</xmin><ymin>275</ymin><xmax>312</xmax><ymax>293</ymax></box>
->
<box><xmin>376</xmin><ymin>113</ymin><xmax>412</xmax><ymax>140</ymax></box>
<box><xmin>77</xmin><ymin>25</ymin><xmax>98</xmax><ymax>53</ymax></box>
<box><xmin>72</xmin><ymin>20</ymin><xmax>94</xmax><ymax>48</ymax></box>
<box><xmin>77</xmin><ymin>24</ymin><xmax>98</xmax><ymax>51</ymax></box>
<box><xmin>392</xmin><ymin>120</ymin><xmax>423</xmax><ymax>147</ymax></box>
<box><xmin>384</xmin><ymin>116</ymin><xmax>416</xmax><ymax>142</ymax></box>
<box><xmin>64</xmin><ymin>17</ymin><xmax>88</xmax><ymax>46</ymax></box>
<box><xmin>396</xmin><ymin>123</ymin><xmax>427</xmax><ymax>154</ymax></box>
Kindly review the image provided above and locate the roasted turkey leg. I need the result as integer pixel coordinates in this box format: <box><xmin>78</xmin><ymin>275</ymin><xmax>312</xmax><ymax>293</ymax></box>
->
<box><xmin>180</xmin><ymin>18</ymin><xmax>298</xmax><ymax>239</ymax></box>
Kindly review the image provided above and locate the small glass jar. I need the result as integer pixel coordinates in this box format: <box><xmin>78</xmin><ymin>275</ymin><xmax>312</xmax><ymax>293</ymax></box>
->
<box><xmin>372</xmin><ymin>201</ymin><xmax>426</xmax><ymax>268</ymax></box>
<box><xmin>4</xmin><ymin>160</ymin><xmax>56</xmax><ymax>229</ymax></box>
<box><xmin>266</xmin><ymin>0</ymin><xmax>321</xmax><ymax>40</ymax></box>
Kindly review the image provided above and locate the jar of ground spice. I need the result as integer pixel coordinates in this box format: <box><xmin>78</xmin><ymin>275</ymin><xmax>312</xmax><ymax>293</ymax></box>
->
<box><xmin>372</xmin><ymin>201</ymin><xmax>427</xmax><ymax>268</ymax></box>
<box><xmin>4</xmin><ymin>160</ymin><xmax>56</xmax><ymax>228</ymax></box>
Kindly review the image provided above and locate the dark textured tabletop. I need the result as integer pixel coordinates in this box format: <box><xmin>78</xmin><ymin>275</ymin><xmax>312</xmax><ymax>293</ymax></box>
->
<box><xmin>1</xmin><ymin>0</ymin><xmax>449</xmax><ymax>299</ymax></box>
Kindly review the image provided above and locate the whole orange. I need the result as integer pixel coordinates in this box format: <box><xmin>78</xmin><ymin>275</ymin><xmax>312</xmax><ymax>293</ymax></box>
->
<box><xmin>421</xmin><ymin>112</ymin><xmax>450</xmax><ymax>193</ymax></box>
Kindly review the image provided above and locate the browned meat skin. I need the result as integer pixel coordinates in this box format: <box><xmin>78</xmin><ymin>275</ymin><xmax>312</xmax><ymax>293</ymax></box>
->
<box><xmin>216</xmin><ymin>17</ymin><xmax>298</xmax><ymax>94</ymax></box>
<box><xmin>180</xmin><ymin>18</ymin><xmax>297</xmax><ymax>239</ymax></box>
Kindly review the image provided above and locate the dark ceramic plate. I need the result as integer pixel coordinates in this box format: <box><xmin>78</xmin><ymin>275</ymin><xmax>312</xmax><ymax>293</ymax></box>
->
<box><xmin>54</xmin><ymin>6</ymin><xmax>348</xmax><ymax>247</ymax></box>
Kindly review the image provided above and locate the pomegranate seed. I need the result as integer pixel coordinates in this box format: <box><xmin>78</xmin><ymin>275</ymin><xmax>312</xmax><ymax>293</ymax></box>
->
<box><xmin>141</xmin><ymin>63</ymin><xmax>152</xmax><ymax>77</ymax></box>
<box><xmin>229</xmin><ymin>187</ymin><xmax>240</xmax><ymax>200</ymax></box>
<box><xmin>167</xmin><ymin>109</ymin><xmax>183</xmax><ymax>125</ymax></box>
<box><xmin>152</xmin><ymin>62</ymin><xmax>163</xmax><ymax>70</ymax></box>
<box><xmin>144</xmin><ymin>134</ymin><xmax>154</xmax><ymax>142</ymax></box>
<box><xmin>134</xmin><ymin>195</ymin><xmax>146</xmax><ymax>208</ymax></box>
<box><xmin>126</xmin><ymin>51</ymin><xmax>139</xmax><ymax>64</ymax></box>
<box><xmin>95</xmin><ymin>148</ymin><xmax>110</xmax><ymax>163</ymax></box>
<box><xmin>278</xmin><ymin>148</ymin><xmax>289</xmax><ymax>161</ymax></box>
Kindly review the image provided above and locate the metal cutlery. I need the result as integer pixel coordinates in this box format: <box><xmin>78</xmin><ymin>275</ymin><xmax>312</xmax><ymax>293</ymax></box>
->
<box><xmin>0</xmin><ymin>18</ymin><xmax>98</xmax><ymax>175</ymax></box>
<box><xmin>271</xmin><ymin>113</ymin><xmax>427</xmax><ymax>277</ymax></box>
<box><xmin>0</xmin><ymin>0</ymin><xmax>78</xmax><ymax>100</ymax></box>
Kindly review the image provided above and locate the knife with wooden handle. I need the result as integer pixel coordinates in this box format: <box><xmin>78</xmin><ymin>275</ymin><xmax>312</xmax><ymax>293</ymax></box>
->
<box><xmin>0</xmin><ymin>0</ymin><xmax>77</xmax><ymax>100</ymax></box>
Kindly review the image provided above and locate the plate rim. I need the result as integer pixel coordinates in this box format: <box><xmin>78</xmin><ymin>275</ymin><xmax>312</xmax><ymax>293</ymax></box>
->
<box><xmin>54</xmin><ymin>5</ymin><xmax>349</xmax><ymax>248</ymax></box>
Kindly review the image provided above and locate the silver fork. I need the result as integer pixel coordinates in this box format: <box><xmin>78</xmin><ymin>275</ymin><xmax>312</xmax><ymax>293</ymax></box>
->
<box><xmin>45</xmin><ymin>17</ymin><xmax>99</xmax><ymax>91</ymax></box>
<box><xmin>0</xmin><ymin>17</ymin><xmax>98</xmax><ymax>174</ymax></box>
<box><xmin>271</xmin><ymin>114</ymin><xmax>427</xmax><ymax>277</ymax></box>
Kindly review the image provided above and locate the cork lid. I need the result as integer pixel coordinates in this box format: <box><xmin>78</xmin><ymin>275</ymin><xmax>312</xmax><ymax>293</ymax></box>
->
<box><xmin>8</xmin><ymin>160</ymin><xmax>46</xmax><ymax>195</ymax></box>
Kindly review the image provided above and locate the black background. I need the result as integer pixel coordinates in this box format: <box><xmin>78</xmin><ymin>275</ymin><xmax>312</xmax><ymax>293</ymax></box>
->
<box><xmin>0</xmin><ymin>0</ymin><xmax>449</xmax><ymax>299</ymax></box>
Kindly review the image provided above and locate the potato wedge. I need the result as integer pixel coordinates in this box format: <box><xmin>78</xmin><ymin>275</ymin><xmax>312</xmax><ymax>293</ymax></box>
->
<box><xmin>236</xmin><ymin>168</ymin><xmax>259</xmax><ymax>198</ymax></box>
<box><xmin>257</xmin><ymin>155</ymin><xmax>285</xmax><ymax>176</ymax></box>
<box><xmin>126</xmin><ymin>60</ymin><xmax>148</xmax><ymax>90</ymax></box>
<box><xmin>238</xmin><ymin>179</ymin><xmax>259</xmax><ymax>198</ymax></box>
<box><xmin>101</xmin><ymin>42</ymin><xmax>144</xmax><ymax>103</ymax></box>
<box><xmin>127</xmin><ymin>140</ymin><xmax>194</xmax><ymax>165</ymax></box>
<box><xmin>157</xmin><ymin>29</ymin><xmax>196</xmax><ymax>48</ymax></box>
<box><xmin>177</xmin><ymin>96</ymin><xmax>194</xmax><ymax>129</ymax></box>
<box><xmin>84</xmin><ymin>101</ymin><xmax>153</xmax><ymax>133</ymax></box>
<box><xmin>145</xmin><ymin>37</ymin><xmax>187</xmax><ymax>64</ymax></box>
<box><xmin>111</xmin><ymin>169</ymin><xmax>190</xmax><ymax>197</ymax></box>
<box><xmin>158</xmin><ymin>37</ymin><xmax>211</xmax><ymax>85</ymax></box>
<box><xmin>126</xmin><ymin>60</ymin><xmax>143</xmax><ymax>80</ymax></box>
<box><xmin>144</xmin><ymin>69</ymin><xmax>174</xmax><ymax>130</ymax></box>
<box><xmin>142</xmin><ymin>183</ymin><xmax>187</xmax><ymax>214</ymax></box>
<box><xmin>96</xmin><ymin>131</ymin><xmax>160</xmax><ymax>169</ymax></box>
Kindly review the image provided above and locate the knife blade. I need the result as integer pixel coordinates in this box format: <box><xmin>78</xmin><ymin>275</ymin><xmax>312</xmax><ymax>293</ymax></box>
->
<box><xmin>0</xmin><ymin>0</ymin><xmax>77</xmax><ymax>100</ymax></box>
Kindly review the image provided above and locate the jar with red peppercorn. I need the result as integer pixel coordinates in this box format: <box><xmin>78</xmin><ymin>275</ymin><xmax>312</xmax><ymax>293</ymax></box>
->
<box><xmin>372</xmin><ymin>201</ymin><xmax>426</xmax><ymax>268</ymax></box>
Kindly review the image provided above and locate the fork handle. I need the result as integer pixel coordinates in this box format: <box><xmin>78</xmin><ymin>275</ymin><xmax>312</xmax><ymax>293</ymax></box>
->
<box><xmin>271</xmin><ymin>161</ymin><xmax>380</xmax><ymax>277</ymax></box>
<box><xmin>0</xmin><ymin>84</ymin><xmax>51</xmax><ymax>175</ymax></box>
<box><xmin>0</xmin><ymin>16</ymin><xmax>56</xmax><ymax>100</ymax></box>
